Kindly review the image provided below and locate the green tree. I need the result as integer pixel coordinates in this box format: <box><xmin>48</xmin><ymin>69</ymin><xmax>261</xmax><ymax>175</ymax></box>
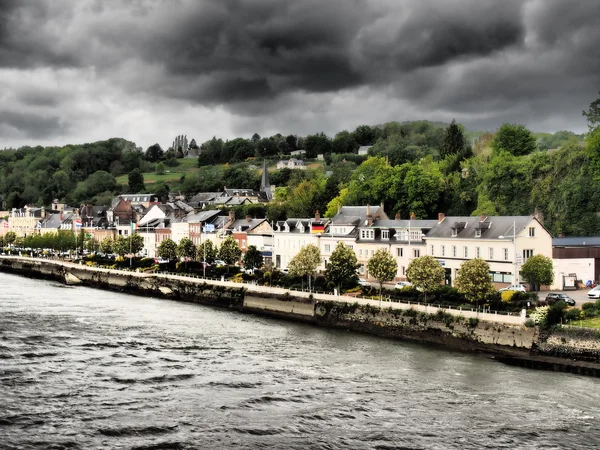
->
<box><xmin>4</xmin><ymin>231</ymin><xmax>16</xmax><ymax>245</ymax></box>
<box><xmin>406</xmin><ymin>255</ymin><xmax>444</xmax><ymax>301</ymax></box>
<box><xmin>156</xmin><ymin>162</ymin><xmax>166</xmax><ymax>175</ymax></box>
<box><xmin>157</xmin><ymin>238</ymin><xmax>177</xmax><ymax>261</ymax></box>
<box><xmin>367</xmin><ymin>249</ymin><xmax>397</xmax><ymax>302</ymax></box>
<box><xmin>145</xmin><ymin>143</ymin><xmax>164</xmax><ymax>162</ymax></box>
<box><xmin>491</xmin><ymin>123</ymin><xmax>537</xmax><ymax>156</ymax></box>
<box><xmin>197</xmin><ymin>240</ymin><xmax>217</xmax><ymax>264</ymax></box>
<box><xmin>304</xmin><ymin>133</ymin><xmax>332</xmax><ymax>158</ymax></box>
<box><xmin>352</xmin><ymin>125</ymin><xmax>375</xmax><ymax>146</ymax></box>
<box><xmin>521</xmin><ymin>254</ymin><xmax>554</xmax><ymax>291</ymax></box>
<box><xmin>129</xmin><ymin>233</ymin><xmax>144</xmax><ymax>255</ymax></box>
<box><xmin>454</xmin><ymin>258</ymin><xmax>496</xmax><ymax>305</ymax></box>
<box><xmin>112</xmin><ymin>236</ymin><xmax>128</xmax><ymax>256</ymax></box>
<box><xmin>325</xmin><ymin>242</ymin><xmax>358</xmax><ymax>293</ymax></box>
<box><xmin>583</xmin><ymin>92</ymin><xmax>600</xmax><ymax>129</ymax></box>
<box><xmin>219</xmin><ymin>236</ymin><xmax>242</xmax><ymax>267</ymax></box>
<box><xmin>128</xmin><ymin>168</ymin><xmax>145</xmax><ymax>194</ymax></box>
<box><xmin>288</xmin><ymin>244</ymin><xmax>321</xmax><ymax>291</ymax></box>
<box><xmin>100</xmin><ymin>237</ymin><xmax>113</xmax><ymax>254</ymax></box>
<box><xmin>243</xmin><ymin>245</ymin><xmax>263</xmax><ymax>271</ymax></box>
<box><xmin>441</xmin><ymin>119</ymin><xmax>466</xmax><ymax>158</ymax></box>
<box><xmin>176</xmin><ymin>237</ymin><xmax>196</xmax><ymax>261</ymax></box>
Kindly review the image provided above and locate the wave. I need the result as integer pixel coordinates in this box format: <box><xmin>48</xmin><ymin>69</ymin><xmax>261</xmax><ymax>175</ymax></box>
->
<box><xmin>232</xmin><ymin>427</ymin><xmax>283</xmax><ymax>436</ymax></box>
<box><xmin>111</xmin><ymin>373</ymin><xmax>195</xmax><ymax>385</ymax></box>
<box><xmin>98</xmin><ymin>424</ymin><xmax>178</xmax><ymax>437</ymax></box>
<box><xmin>20</xmin><ymin>352</ymin><xmax>59</xmax><ymax>358</ymax></box>
<box><xmin>131</xmin><ymin>442</ymin><xmax>184</xmax><ymax>450</ymax></box>
<box><xmin>207</xmin><ymin>381</ymin><xmax>262</xmax><ymax>389</ymax></box>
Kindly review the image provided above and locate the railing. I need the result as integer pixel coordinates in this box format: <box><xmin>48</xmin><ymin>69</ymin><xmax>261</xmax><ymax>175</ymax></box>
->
<box><xmin>1</xmin><ymin>255</ymin><xmax>526</xmax><ymax>325</ymax></box>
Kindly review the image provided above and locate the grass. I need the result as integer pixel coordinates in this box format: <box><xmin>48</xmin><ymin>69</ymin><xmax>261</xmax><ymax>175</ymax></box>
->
<box><xmin>572</xmin><ymin>317</ymin><xmax>600</xmax><ymax>328</ymax></box>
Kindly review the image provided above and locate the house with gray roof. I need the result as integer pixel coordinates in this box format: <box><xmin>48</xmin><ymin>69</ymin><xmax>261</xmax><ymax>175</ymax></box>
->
<box><xmin>424</xmin><ymin>214</ymin><xmax>553</xmax><ymax>288</ymax></box>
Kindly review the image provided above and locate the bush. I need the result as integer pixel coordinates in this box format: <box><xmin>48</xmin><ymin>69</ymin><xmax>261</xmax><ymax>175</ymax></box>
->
<box><xmin>524</xmin><ymin>319</ymin><xmax>536</xmax><ymax>328</ymax></box>
<box><xmin>501</xmin><ymin>290</ymin><xmax>515</xmax><ymax>302</ymax></box>
<box><xmin>564</xmin><ymin>308</ymin><xmax>582</xmax><ymax>322</ymax></box>
<box><xmin>582</xmin><ymin>302</ymin><xmax>596</xmax><ymax>311</ymax></box>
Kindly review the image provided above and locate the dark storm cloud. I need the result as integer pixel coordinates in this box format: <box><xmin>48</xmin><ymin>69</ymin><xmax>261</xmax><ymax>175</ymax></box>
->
<box><xmin>0</xmin><ymin>110</ymin><xmax>67</xmax><ymax>139</ymax></box>
<box><xmin>0</xmin><ymin>0</ymin><xmax>598</xmax><ymax>147</ymax></box>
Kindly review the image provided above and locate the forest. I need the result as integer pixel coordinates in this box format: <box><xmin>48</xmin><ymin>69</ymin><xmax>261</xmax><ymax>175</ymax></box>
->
<box><xmin>0</xmin><ymin>94</ymin><xmax>598</xmax><ymax>237</ymax></box>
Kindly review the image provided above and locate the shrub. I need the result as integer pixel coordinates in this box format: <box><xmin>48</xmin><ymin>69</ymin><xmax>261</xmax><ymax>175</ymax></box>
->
<box><xmin>564</xmin><ymin>308</ymin><xmax>582</xmax><ymax>322</ymax></box>
<box><xmin>524</xmin><ymin>319</ymin><xmax>536</xmax><ymax>328</ymax></box>
<box><xmin>582</xmin><ymin>302</ymin><xmax>596</xmax><ymax>311</ymax></box>
<box><xmin>501</xmin><ymin>290</ymin><xmax>515</xmax><ymax>302</ymax></box>
<box><xmin>467</xmin><ymin>318</ymin><xmax>479</xmax><ymax>328</ymax></box>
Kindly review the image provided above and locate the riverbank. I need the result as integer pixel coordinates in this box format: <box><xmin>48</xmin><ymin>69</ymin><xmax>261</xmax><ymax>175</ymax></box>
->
<box><xmin>1</xmin><ymin>256</ymin><xmax>599</xmax><ymax>376</ymax></box>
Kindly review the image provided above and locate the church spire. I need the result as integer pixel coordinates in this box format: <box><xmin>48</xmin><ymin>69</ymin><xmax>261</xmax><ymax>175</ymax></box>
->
<box><xmin>260</xmin><ymin>159</ymin><xmax>270</xmax><ymax>191</ymax></box>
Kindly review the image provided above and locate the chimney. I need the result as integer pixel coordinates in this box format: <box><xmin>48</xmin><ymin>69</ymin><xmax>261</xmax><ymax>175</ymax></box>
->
<box><xmin>229</xmin><ymin>210</ymin><xmax>235</xmax><ymax>222</ymax></box>
<box><xmin>366</xmin><ymin>204</ymin><xmax>373</xmax><ymax>226</ymax></box>
<box><xmin>59</xmin><ymin>211</ymin><xmax>63</xmax><ymax>221</ymax></box>
<box><xmin>41</xmin><ymin>206</ymin><xmax>45</xmax><ymax>218</ymax></box>
<box><xmin>479</xmin><ymin>214</ymin><xmax>487</xmax><ymax>222</ymax></box>
<box><xmin>395</xmin><ymin>212</ymin><xmax>401</xmax><ymax>220</ymax></box>
<box><xmin>246</xmin><ymin>215</ymin><xmax>251</xmax><ymax>223</ymax></box>
<box><xmin>337</xmin><ymin>202</ymin><xmax>342</xmax><ymax>215</ymax></box>
<box><xmin>533</xmin><ymin>208</ymin><xmax>544</xmax><ymax>224</ymax></box>
<box><xmin>410</xmin><ymin>212</ymin><xmax>416</xmax><ymax>221</ymax></box>
<box><xmin>438</xmin><ymin>212</ymin><xmax>445</xmax><ymax>223</ymax></box>
<box><xmin>315</xmin><ymin>210</ymin><xmax>320</xmax><ymax>221</ymax></box>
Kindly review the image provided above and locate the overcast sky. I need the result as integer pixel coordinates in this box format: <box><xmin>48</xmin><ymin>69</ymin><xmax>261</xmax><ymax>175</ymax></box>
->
<box><xmin>0</xmin><ymin>0</ymin><xmax>598</xmax><ymax>150</ymax></box>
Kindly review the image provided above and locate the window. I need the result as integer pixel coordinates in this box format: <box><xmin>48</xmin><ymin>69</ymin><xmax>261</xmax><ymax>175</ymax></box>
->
<box><xmin>413</xmin><ymin>249</ymin><xmax>420</xmax><ymax>258</ymax></box>
<box><xmin>452</xmin><ymin>246</ymin><xmax>457</xmax><ymax>257</ymax></box>
<box><xmin>451</xmin><ymin>228</ymin><xmax>458</xmax><ymax>237</ymax></box>
<box><xmin>359</xmin><ymin>264</ymin><xmax>365</xmax><ymax>274</ymax></box>
<box><xmin>324</xmin><ymin>244</ymin><xmax>330</xmax><ymax>253</ymax></box>
<box><xmin>430</xmin><ymin>245</ymin><xmax>434</xmax><ymax>255</ymax></box>
<box><xmin>475</xmin><ymin>228</ymin><xmax>482</xmax><ymax>238</ymax></box>
<box><xmin>371</xmin><ymin>249</ymin><xmax>374</xmax><ymax>256</ymax></box>
<box><xmin>401</xmin><ymin>266</ymin><xmax>405</xmax><ymax>275</ymax></box>
<box><xmin>476</xmin><ymin>247</ymin><xmax>480</xmax><ymax>258</ymax></box>
<box><xmin>503</xmin><ymin>248</ymin><xmax>508</xmax><ymax>260</ymax></box>
<box><xmin>441</xmin><ymin>245</ymin><xmax>445</xmax><ymax>257</ymax></box>
<box><xmin>397</xmin><ymin>248</ymin><xmax>403</xmax><ymax>257</ymax></box>
<box><xmin>381</xmin><ymin>230</ymin><xmax>389</xmax><ymax>240</ymax></box>
<box><xmin>360</xmin><ymin>230</ymin><xmax>374</xmax><ymax>239</ymax></box>
<box><xmin>529</xmin><ymin>227</ymin><xmax>535</xmax><ymax>237</ymax></box>
<box><xmin>463</xmin><ymin>246</ymin><xmax>468</xmax><ymax>258</ymax></box>
<box><xmin>359</xmin><ymin>249</ymin><xmax>363</xmax><ymax>256</ymax></box>
<box><xmin>523</xmin><ymin>249</ymin><xmax>534</xmax><ymax>261</ymax></box>
<box><xmin>410</xmin><ymin>230</ymin><xmax>421</xmax><ymax>241</ymax></box>
<box><xmin>489</xmin><ymin>248</ymin><xmax>494</xmax><ymax>260</ymax></box>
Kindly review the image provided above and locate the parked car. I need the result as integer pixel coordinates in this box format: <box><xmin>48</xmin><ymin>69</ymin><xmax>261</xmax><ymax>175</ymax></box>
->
<box><xmin>358</xmin><ymin>278</ymin><xmax>371</xmax><ymax>288</ymax></box>
<box><xmin>213</xmin><ymin>259</ymin><xmax>226</xmax><ymax>267</ymax></box>
<box><xmin>588</xmin><ymin>285</ymin><xmax>600</xmax><ymax>299</ymax></box>
<box><xmin>545</xmin><ymin>293</ymin><xmax>576</xmax><ymax>306</ymax></box>
<box><xmin>394</xmin><ymin>281</ymin><xmax>412</xmax><ymax>289</ymax></box>
<box><xmin>498</xmin><ymin>284</ymin><xmax>527</xmax><ymax>293</ymax></box>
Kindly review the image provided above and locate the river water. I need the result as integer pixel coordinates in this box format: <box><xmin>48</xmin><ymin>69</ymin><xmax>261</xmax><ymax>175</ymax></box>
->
<box><xmin>1</xmin><ymin>272</ymin><xmax>599</xmax><ymax>450</ymax></box>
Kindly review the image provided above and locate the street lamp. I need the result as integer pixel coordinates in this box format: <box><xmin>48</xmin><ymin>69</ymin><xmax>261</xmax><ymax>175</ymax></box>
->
<box><xmin>499</xmin><ymin>220</ymin><xmax>518</xmax><ymax>284</ymax></box>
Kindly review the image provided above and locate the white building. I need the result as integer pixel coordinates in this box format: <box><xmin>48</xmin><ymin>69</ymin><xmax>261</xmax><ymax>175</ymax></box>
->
<box><xmin>424</xmin><ymin>214</ymin><xmax>553</xmax><ymax>288</ymax></box>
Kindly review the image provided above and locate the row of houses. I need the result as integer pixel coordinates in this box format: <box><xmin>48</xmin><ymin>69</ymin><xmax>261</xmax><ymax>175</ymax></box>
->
<box><xmin>3</xmin><ymin>196</ymin><xmax>599</xmax><ymax>290</ymax></box>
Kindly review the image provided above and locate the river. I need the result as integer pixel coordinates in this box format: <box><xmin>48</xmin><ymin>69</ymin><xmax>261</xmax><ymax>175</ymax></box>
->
<box><xmin>0</xmin><ymin>272</ymin><xmax>599</xmax><ymax>449</ymax></box>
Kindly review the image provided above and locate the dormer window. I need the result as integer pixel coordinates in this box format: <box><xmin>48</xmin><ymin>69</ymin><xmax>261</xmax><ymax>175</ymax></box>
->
<box><xmin>452</xmin><ymin>229</ymin><xmax>458</xmax><ymax>237</ymax></box>
<box><xmin>381</xmin><ymin>230</ymin><xmax>389</xmax><ymax>240</ymax></box>
<box><xmin>360</xmin><ymin>229</ymin><xmax>374</xmax><ymax>240</ymax></box>
<box><xmin>475</xmin><ymin>229</ymin><xmax>482</xmax><ymax>238</ymax></box>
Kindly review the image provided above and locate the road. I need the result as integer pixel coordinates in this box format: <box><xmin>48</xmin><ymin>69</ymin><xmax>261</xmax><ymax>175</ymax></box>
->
<box><xmin>537</xmin><ymin>288</ymin><xmax>596</xmax><ymax>307</ymax></box>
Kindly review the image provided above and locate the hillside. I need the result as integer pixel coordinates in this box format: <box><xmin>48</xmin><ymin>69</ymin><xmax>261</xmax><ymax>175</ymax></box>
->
<box><xmin>0</xmin><ymin>119</ymin><xmax>597</xmax><ymax>236</ymax></box>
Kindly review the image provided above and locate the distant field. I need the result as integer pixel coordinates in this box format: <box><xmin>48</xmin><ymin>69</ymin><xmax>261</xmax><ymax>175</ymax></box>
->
<box><xmin>116</xmin><ymin>158</ymin><xmax>199</xmax><ymax>184</ymax></box>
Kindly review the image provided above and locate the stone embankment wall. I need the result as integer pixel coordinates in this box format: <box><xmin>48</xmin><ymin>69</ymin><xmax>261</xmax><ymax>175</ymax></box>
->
<box><xmin>4</xmin><ymin>256</ymin><xmax>600</xmax><ymax>375</ymax></box>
